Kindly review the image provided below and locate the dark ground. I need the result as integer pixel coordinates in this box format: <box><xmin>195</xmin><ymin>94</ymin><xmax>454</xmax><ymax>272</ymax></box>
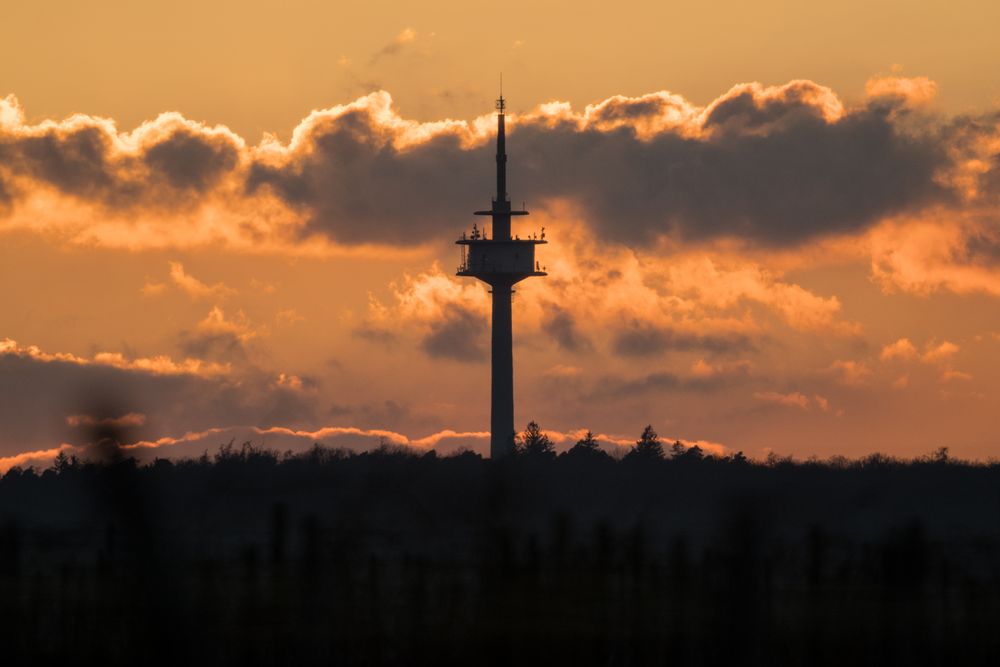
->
<box><xmin>2</xmin><ymin>442</ymin><xmax>1000</xmax><ymax>666</ymax></box>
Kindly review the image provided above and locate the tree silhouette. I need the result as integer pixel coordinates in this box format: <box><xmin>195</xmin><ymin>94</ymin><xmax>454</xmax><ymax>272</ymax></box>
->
<box><xmin>672</xmin><ymin>441</ymin><xmax>704</xmax><ymax>463</ymax></box>
<box><xmin>575</xmin><ymin>430</ymin><xmax>599</xmax><ymax>451</ymax></box>
<box><xmin>52</xmin><ymin>450</ymin><xmax>71</xmax><ymax>473</ymax></box>
<box><xmin>625</xmin><ymin>424</ymin><xmax>664</xmax><ymax>461</ymax></box>
<box><xmin>564</xmin><ymin>430</ymin><xmax>610</xmax><ymax>461</ymax></box>
<box><xmin>2</xmin><ymin>436</ymin><xmax>1000</xmax><ymax>665</ymax></box>
<box><xmin>518</xmin><ymin>421</ymin><xmax>555</xmax><ymax>459</ymax></box>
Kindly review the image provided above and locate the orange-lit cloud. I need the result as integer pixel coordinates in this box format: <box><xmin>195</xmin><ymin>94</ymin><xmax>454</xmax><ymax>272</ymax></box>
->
<box><xmin>870</xmin><ymin>215</ymin><xmax>1000</xmax><ymax>297</ymax></box>
<box><xmin>0</xmin><ymin>337</ymin><xmax>230</xmax><ymax>377</ymax></box>
<box><xmin>880</xmin><ymin>337</ymin><xmax>961</xmax><ymax>365</ymax></box>
<box><xmin>751</xmin><ymin>390</ymin><xmax>832</xmax><ymax>413</ymax></box>
<box><xmin>1</xmin><ymin>78</ymin><xmax>982</xmax><ymax>255</ymax></box>
<box><xmin>941</xmin><ymin>369</ymin><xmax>973</xmax><ymax>383</ymax></box>
<box><xmin>0</xmin><ymin>420</ymin><xmax>737</xmax><ymax>472</ymax></box>
<box><xmin>0</xmin><ymin>444</ymin><xmax>76</xmax><ymax>472</ymax></box>
<box><xmin>358</xmin><ymin>263</ymin><xmax>491</xmax><ymax>361</ymax></box>
<box><xmin>358</xmin><ymin>221</ymin><xmax>861</xmax><ymax>365</ymax></box>
<box><xmin>0</xmin><ymin>337</ymin><xmax>321</xmax><ymax>455</ymax></box>
<box><xmin>827</xmin><ymin>359</ymin><xmax>873</xmax><ymax>386</ymax></box>
<box><xmin>700</xmin><ymin>80</ymin><xmax>845</xmax><ymax>135</ymax></box>
<box><xmin>66</xmin><ymin>412</ymin><xmax>147</xmax><ymax>428</ymax></box>
<box><xmin>143</xmin><ymin>262</ymin><xmax>235</xmax><ymax>300</ymax></box>
<box><xmin>880</xmin><ymin>338</ymin><xmax>918</xmax><ymax>361</ymax></box>
<box><xmin>754</xmin><ymin>390</ymin><xmax>811</xmax><ymax>410</ymax></box>
<box><xmin>865</xmin><ymin>75</ymin><xmax>938</xmax><ymax>105</ymax></box>
<box><xmin>371</xmin><ymin>27</ymin><xmax>418</xmax><ymax>62</ymax></box>
<box><xmin>921</xmin><ymin>340</ymin><xmax>960</xmax><ymax>364</ymax></box>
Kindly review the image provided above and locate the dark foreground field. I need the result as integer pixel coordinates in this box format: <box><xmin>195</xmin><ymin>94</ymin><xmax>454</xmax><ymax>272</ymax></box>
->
<box><xmin>2</xmin><ymin>443</ymin><xmax>1000</xmax><ymax>666</ymax></box>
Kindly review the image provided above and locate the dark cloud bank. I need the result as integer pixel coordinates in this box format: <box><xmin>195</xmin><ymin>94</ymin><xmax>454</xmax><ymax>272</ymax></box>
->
<box><xmin>247</xmin><ymin>89</ymin><xmax>953</xmax><ymax>247</ymax></box>
<box><xmin>3</xmin><ymin>82</ymin><xmax>987</xmax><ymax>249</ymax></box>
<box><xmin>0</xmin><ymin>349</ymin><xmax>316</xmax><ymax>456</ymax></box>
<box><xmin>0</xmin><ymin>121</ymin><xmax>239</xmax><ymax>211</ymax></box>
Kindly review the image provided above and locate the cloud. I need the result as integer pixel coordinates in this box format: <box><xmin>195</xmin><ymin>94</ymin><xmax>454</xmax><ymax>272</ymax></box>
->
<box><xmin>879</xmin><ymin>337</ymin><xmax>959</xmax><ymax>364</ymax></box>
<box><xmin>360</xmin><ymin>264</ymin><xmax>489</xmax><ymax>361</ymax></box>
<box><xmin>870</xmin><ymin>215</ymin><xmax>1000</xmax><ymax>297</ymax></box>
<box><xmin>178</xmin><ymin>307</ymin><xmax>259</xmax><ymax>363</ymax></box>
<box><xmin>420</xmin><ymin>302</ymin><xmax>488</xmax><ymax>361</ymax></box>
<box><xmin>360</xmin><ymin>224</ymin><xmax>859</xmax><ymax>365</ymax></box>
<box><xmin>275</xmin><ymin>308</ymin><xmax>304</xmax><ymax>324</ymax></box>
<box><xmin>612</xmin><ymin>322</ymin><xmax>753</xmax><ymax>357</ymax></box>
<box><xmin>0</xmin><ymin>424</ymin><xmax>492</xmax><ymax>472</ymax></box>
<box><xmin>245</xmin><ymin>93</ymin><xmax>482</xmax><ymax>246</ymax></box>
<box><xmin>541</xmin><ymin>302</ymin><xmax>591</xmax><ymax>352</ymax></box>
<box><xmin>507</xmin><ymin>82</ymin><xmax>947</xmax><ymax>248</ymax></box>
<box><xmin>371</xmin><ymin>27</ymin><xmax>417</xmax><ymax>62</ymax></box>
<box><xmin>274</xmin><ymin>373</ymin><xmax>317</xmax><ymax>393</ymax></box>
<box><xmin>526</xmin><ymin>230</ymin><xmax>861</xmax><ymax>361</ymax></box>
<box><xmin>753</xmin><ymin>390</ymin><xmax>811</xmax><ymax>410</ymax></box>
<box><xmin>167</xmin><ymin>261</ymin><xmax>235</xmax><ymax>300</ymax></box>
<box><xmin>826</xmin><ymin>359</ymin><xmax>872</xmax><ymax>386</ymax></box>
<box><xmin>245</xmin><ymin>83</ymin><xmax>948</xmax><ymax>248</ymax></box>
<box><xmin>0</xmin><ymin>97</ymin><xmax>242</xmax><ymax>211</ymax></box>
<box><xmin>690</xmin><ymin>358</ymin><xmax>752</xmax><ymax>378</ymax></box>
<box><xmin>941</xmin><ymin>369</ymin><xmax>973</xmax><ymax>382</ymax></box>
<box><xmin>921</xmin><ymin>340</ymin><xmax>959</xmax><ymax>364</ymax></box>
<box><xmin>581</xmin><ymin>91</ymin><xmax>700</xmax><ymax>138</ymax></box>
<box><xmin>0</xmin><ymin>444</ymin><xmax>77</xmax><ymax>472</ymax></box>
<box><xmin>865</xmin><ymin>76</ymin><xmax>938</xmax><ymax>106</ymax></box>
<box><xmin>0</xmin><ymin>421</ymin><xmax>735</xmax><ymax>472</ymax></box>
<box><xmin>0</xmin><ymin>337</ymin><xmax>229</xmax><ymax>377</ymax></box>
<box><xmin>753</xmin><ymin>390</ymin><xmax>831</xmax><ymax>412</ymax></box>
<box><xmin>543</xmin><ymin>364</ymin><xmax>583</xmax><ymax>379</ymax></box>
<box><xmin>145</xmin><ymin>261</ymin><xmax>235</xmax><ymax>300</ymax></box>
<box><xmin>880</xmin><ymin>337</ymin><xmax>918</xmax><ymax>361</ymax></box>
<box><xmin>3</xmin><ymin>81</ymin><xmax>1000</xmax><ymax>312</ymax></box>
<box><xmin>594</xmin><ymin>361</ymin><xmax>751</xmax><ymax>399</ymax></box>
<box><xmin>877</xmin><ymin>338</ymin><xmax>969</xmax><ymax>385</ymax></box>
<box><xmin>0</xmin><ymin>338</ymin><xmax>319</xmax><ymax>456</ymax></box>
<box><xmin>702</xmin><ymin>80</ymin><xmax>845</xmax><ymax>135</ymax></box>
<box><xmin>66</xmin><ymin>412</ymin><xmax>147</xmax><ymax>428</ymax></box>
<box><xmin>619</xmin><ymin>252</ymin><xmax>859</xmax><ymax>335</ymax></box>
<box><xmin>1</xmin><ymin>79</ymin><xmax>996</xmax><ymax>258</ymax></box>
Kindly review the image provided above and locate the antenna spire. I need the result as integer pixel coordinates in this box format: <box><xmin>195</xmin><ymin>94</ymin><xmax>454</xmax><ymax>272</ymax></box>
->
<box><xmin>495</xmin><ymin>79</ymin><xmax>507</xmax><ymax>210</ymax></box>
<box><xmin>496</xmin><ymin>73</ymin><xmax>505</xmax><ymax>113</ymax></box>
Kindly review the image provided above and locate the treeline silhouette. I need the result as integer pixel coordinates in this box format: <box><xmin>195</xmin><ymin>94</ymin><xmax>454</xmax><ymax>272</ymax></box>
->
<box><xmin>2</xmin><ymin>422</ymin><xmax>1000</xmax><ymax>665</ymax></box>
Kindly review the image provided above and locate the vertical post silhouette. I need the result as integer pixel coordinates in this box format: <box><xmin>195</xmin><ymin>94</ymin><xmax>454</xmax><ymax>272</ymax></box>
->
<box><xmin>457</xmin><ymin>88</ymin><xmax>547</xmax><ymax>458</ymax></box>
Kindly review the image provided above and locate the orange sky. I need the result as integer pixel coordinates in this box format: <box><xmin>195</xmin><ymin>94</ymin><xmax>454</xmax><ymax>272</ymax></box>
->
<box><xmin>2</xmin><ymin>1</ymin><xmax>1000</xmax><ymax>467</ymax></box>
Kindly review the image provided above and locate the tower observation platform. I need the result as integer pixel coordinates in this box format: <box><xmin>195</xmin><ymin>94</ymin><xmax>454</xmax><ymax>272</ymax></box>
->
<box><xmin>456</xmin><ymin>91</ymin><xmax>547</xmax><ymax>458</ymax></box>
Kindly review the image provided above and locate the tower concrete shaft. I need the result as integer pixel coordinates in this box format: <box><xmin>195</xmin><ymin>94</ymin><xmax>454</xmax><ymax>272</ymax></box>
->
<box><xmin>456</xmin><ymin>90</ymin><xmax>546</xmax><ymax>459</ymax></box>
<box><xmin>490</xmin><ymin>280</ymin><xmax>515</xmax><ymax>457</ymax></box>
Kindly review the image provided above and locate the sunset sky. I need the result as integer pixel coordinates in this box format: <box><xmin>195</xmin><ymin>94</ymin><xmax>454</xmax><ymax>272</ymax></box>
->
<box><xmin>3</xmin><ymin>0</ymin><xmax>1000</xmax><ymax>468</ymax></box>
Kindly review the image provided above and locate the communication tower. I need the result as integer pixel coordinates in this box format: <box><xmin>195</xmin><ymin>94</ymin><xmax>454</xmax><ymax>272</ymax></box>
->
<box><xmin>456</xmin><ymin>90</ymin><xmax>547</xmax><ymax>458</ymax></box>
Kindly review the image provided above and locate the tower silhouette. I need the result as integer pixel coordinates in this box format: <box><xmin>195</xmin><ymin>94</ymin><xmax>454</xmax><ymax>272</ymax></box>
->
<box><xmin>457</xmin><ymin>90</ymin><xmax>546</xmax><ymax>458</ymax></box>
